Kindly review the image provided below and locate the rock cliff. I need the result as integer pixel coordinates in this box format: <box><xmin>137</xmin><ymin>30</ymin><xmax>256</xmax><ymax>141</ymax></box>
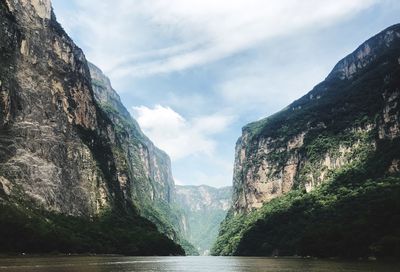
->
<box><xmin>213</xmin><ymin>24</ymin><xmax>400</xmax><ymax>258</ymax></box>
<box><xmin>0</xmin><ymin>0</ymin><xmax>184</xmax><ymax>255</ymax></box>
<box><xmin>89</xmin><ymin>63</ymin><xmax>175</xmax><ymax>208</ymax></box>
<box><xmin>0</xmin><ymin>0</ymin><xmax>107</xmax><ymax>216</ymax></box>
<box><xmin>232</xmin><ymin>24</ymin><xmax>400</xmax><ymax>213</ymax></box>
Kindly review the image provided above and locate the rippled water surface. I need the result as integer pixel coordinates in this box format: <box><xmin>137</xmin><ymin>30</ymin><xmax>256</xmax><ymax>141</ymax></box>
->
<box><xmin>0</xmin><ymin>256</ymin><xmax>399</xmax><ymax>272</ymax></box>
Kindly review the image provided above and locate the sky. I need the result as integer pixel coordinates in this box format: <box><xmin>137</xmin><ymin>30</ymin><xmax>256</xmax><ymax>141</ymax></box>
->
<box><xmin>52</xmin><ymin>0</ymin><xmax>400</xmax><ymax>188</ymax></box>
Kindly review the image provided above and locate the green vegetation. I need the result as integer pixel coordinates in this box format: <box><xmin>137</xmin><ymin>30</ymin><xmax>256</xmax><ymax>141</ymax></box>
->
<box><xmin>296</xmin><ymin>128</ymin><xmax>374</xmax><ymax>188</ymax></box>
<box><xmin>174</xmin><ymin>186</ymin><xmax>232</xmax><ymax>255</ymax></box>
<box><xmin>212</xmin><ymin>27</ymin><xmax>400</xmax><ymax>259</ymax></box>
<box><xmin>92</xmin><ymin>81</ymin><xmax>198</xmax><ymax>255</ymax></box>
<box><xmin>98</xmin><ymin>101</ymin><xmax>147</xmax><ymax>143</ymax></box>
<box><xmin>185</xmin><ymin>209</ymin><xmax>228</xmax><ymax>254</ymax></box>
<box><xmin>0</xmin><ymin>200</ymin><xmax>184</xmax><ymax>256</ymax></box>
<box><xmin>212</xmin><ymin>117</ymin><xmax>400</xmax><ymax>258</ymax></box>
<box><xmin>141</xmin><ymin>199</ymin><xmax>200</xmax><ymax>256</ymax></box>
<box><xmin>213</xmin><ymin>176</ymin><xmax>400</xmax><ymax>258</ymax></box>
<box><xmin>245</xmin><ymin>35</ymin><xmax>400</xmax><ymax>147</ymax></box>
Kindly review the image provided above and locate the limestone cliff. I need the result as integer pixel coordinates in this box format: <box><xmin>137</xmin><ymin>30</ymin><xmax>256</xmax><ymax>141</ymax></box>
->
<box><xmin>232</xmin><ymin>24</ymin><xmax>400</xmax><ymax>213</ymax></box>
<box><xmin>0</xmin><ymin>0</ymin><xmax>184</xmax><ymax>255</ymax></box>
<box><xmin>0</xmin><ymin>0</ymin><xmax>108</xmax><ymax>215</ymax></box>
<box><xmin>213</xmin><ymin>24</ymin><xmax>400</xmax><ymax>257</ymax></box>
<box><xmin>175</xmin><ymin>185</ymin><xmax>231</xmax><ymax>255</ymax></box>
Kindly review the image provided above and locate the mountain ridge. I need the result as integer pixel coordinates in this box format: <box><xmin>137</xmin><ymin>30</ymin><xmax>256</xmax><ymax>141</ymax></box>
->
<box><xmin>212</xmin><ymin>23</ymin><xmax>400</xmax><ymax>258</ymax></box>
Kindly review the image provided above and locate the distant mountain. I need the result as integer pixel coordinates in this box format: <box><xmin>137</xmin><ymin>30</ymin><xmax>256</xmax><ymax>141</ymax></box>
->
<box><xmin>176</xmin><ymin>185</ymin><xmax>232</xmax><ymax>255</ymax></box>
<box><xmin>213</xmin><ymin>24</ymin><xmax>400</xmax><ymax>258</ymax></box>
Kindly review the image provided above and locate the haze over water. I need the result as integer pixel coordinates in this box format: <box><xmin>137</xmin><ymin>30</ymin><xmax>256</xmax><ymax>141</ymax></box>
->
<box><xmin>0</xmin><ymin>256</ymin><xmax>398</xmax><ymax>272</ymax></box>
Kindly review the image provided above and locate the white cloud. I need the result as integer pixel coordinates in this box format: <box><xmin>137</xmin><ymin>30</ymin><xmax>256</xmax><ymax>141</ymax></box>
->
<box><xmin>53</xmin><ymin>0</ymin><xmax>377</xmax><ymax>78</ymax></box>
<box><xmin>218</xmin><ymin>64</ymin><xmax>327</xmax><ymax>113</ymax></box>
<box><xmin>215</xmin><ymin>31</ymin><xmax>342</xmax><ymax>116</ymax></box>
<box><xmin>131</xmin><ymin>105</ymin><xmax>234</xmax><ymax>160</ymax></box>
<box><xmin>162</xmin><ymin>92</ymin><xmax>209</xmax><ymax>115</ymax></box>
<box><xmin>174</xmin><ymin>157</ymin><xmax>234</xmax><ymax>187</ymax></box>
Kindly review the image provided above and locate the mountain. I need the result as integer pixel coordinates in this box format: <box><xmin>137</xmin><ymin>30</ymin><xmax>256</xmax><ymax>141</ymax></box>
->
<box><xmin>212</xmin><ymin>24</ymin><xmax>400</xmax><ymax>258</ymax></box>
<box><xmin>175</xmin><ymin>185</ymin><xmax>231</xmax><ymax>255</ymax></box>
<box><xmin>0</xmin><ymin>0</ymin><xmax>186</xmax><ymax>256</ymax></box>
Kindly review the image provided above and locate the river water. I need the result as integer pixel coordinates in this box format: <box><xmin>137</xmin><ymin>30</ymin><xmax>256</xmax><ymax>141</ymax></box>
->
<box><xmin>0</xmin><ymin>256</ymin><xmax>398</xmax><ymax>272</ymax></box>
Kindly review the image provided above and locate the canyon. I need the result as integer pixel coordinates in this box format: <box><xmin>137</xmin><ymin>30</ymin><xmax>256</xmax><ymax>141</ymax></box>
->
<box><xmin>1</xmin><ymin>0</ymin><xmax>399</xmax><ymax>260</ymax></box>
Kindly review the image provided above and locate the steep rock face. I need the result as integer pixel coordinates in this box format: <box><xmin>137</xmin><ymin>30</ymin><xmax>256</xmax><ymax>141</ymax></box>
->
<box><xmin>89</xmin><ymin>63</ymin><xmax>175</xmax><ymax>209</ymax></box>
<box><xmin>0</xmin><ymin>0</ymin><xmax>184</xmax><ymax>255</ymax></box>
<box><xmin>213</xmin><ymin>24</ymin><xmax>400</xmax><ymax>258</ymax></box>
<box><xmin>175</xmin><ymin>185</ymin><xmax>231</xmax><ymax>255</ymax></box>
<box><xmin>232</xmin><ymin>24</ymin><xmax>400</xmax><ymax>213</ymax></box>
<box><xmin>0</xmin><ymin>0</ymin><xmax>110</xmax><ymax>216</ymax></box>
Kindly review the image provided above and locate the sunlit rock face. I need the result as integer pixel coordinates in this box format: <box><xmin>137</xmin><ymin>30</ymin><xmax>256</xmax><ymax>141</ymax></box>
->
<box><xmin>231</xmin><ymin>24</ymin><xmax>400</xmax><ymax>214</ymax></box>
<box><xmin>0</xmin><ymin>0</ymin><xmax>108</xmax><ymax>216</ymax></box>
<box><xmin>5</xmin><ymin>0</ymin><xmax>51</xmax><ymax>20</ymax></box>
<box><xmin>0</xmin><ymin>0</ymin><xmax>177</xmax><ymax>226</ymax></box>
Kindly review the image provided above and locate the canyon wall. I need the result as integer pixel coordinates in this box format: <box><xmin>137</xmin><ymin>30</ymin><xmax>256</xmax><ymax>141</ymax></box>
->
<box><xmin>0</xmin><ymin>0</ymin><xmax>186</xmax><ymax>255</ymax></box>
<box><xmin>213</xmin><ymin>24</ymin><xmax>400</xmax><ymax>258</ymax></box>
<box><xmin>231</xmin><ymin>24</ymin><xmax>400</xmax><ymax>213</ymax></box>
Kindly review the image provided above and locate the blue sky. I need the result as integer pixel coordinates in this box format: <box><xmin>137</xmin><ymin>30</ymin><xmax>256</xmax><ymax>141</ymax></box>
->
<box><xmin>52</xmin><ymin>0</ymin><xmax>400</xmax><ymax>187</ymax></box>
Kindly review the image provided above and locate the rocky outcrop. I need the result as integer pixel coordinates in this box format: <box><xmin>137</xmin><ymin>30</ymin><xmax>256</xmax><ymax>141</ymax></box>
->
<box><xmin>328</xmin><ymin>27</ymin><xmax>400</xmax><ymax>80</ymax></box>
<box><xmin>231</xmin><ymin>24</ymin><xmax>400</xmax><ymax>213</ymax></box>
<box><xmin>175</xmin><ymin>185</ymin><xmax>231</xmax><ymax>255</ymax></box>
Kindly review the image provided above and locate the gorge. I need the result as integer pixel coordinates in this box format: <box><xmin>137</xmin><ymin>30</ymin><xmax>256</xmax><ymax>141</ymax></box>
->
<box><xmin>0</xmin><ymin>0</ymin><xmax>399</xmax><ymax>262</ymax></box>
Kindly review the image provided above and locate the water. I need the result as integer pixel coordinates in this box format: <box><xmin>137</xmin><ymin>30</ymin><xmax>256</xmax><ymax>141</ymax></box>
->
<box><xmin>0</xmin><ymin>256</ymin><xmax>398</xmax><ymax>272</ymax></box>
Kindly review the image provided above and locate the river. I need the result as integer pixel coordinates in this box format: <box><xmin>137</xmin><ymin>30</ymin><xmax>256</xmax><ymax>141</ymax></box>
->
<box><xmin>0</xmin><ymin>256</ymin><xmax>398</xmax><ymax>272</ymax></box>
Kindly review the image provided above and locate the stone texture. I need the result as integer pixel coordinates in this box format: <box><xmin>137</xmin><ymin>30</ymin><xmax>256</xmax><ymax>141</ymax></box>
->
<box><xmin>231</xmin><ymin>24</ymin><xmax>400</xmax><ymax>214</ymax></box>
<box><xmin>0</xmin><ymin>0</ymin><xmax>108</xmax><ymax>216</ymax></box>
<box><xmin>0</xmin><ymin>0</ymin><xmax>178</xmax><ymax>227</ymax></box>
